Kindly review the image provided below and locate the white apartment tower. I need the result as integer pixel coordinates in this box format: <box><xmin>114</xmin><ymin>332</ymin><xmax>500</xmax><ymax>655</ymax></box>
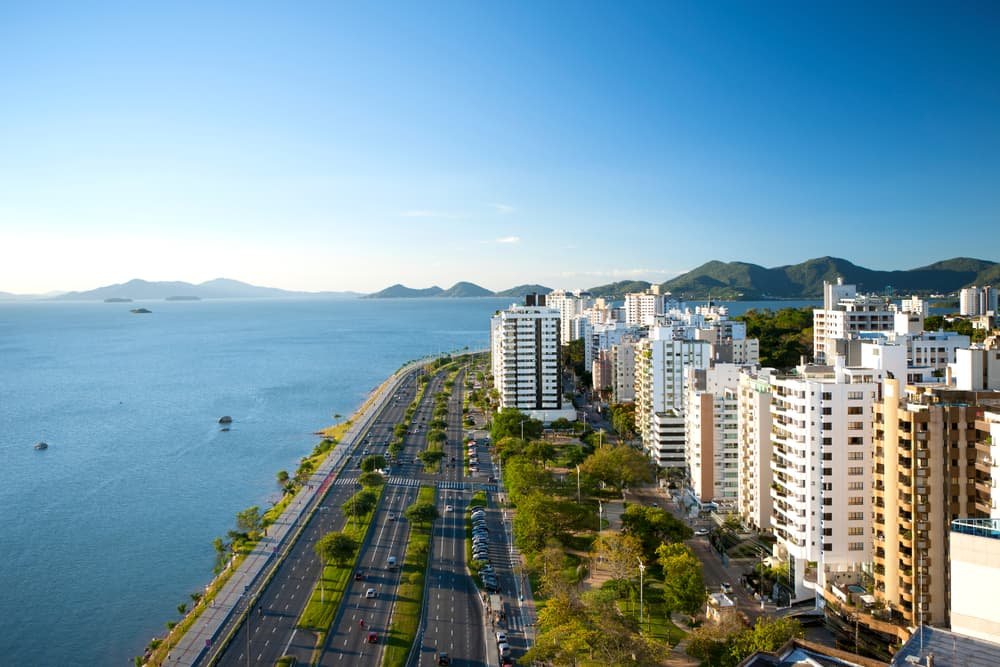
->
<box><xmin>738</xmin><ymin>368</ymin><xmax>775</xmax><ymax>533</ymax></box>
<box><xmin>545</xmin><ymin>289</ymin><xmax>594</xmax><ymax>343</ymax></box>
<box><xmin>769</xmin><ymin>363</ymin><xmax>881</xmax><ymax>602</ymax></box>
<box><xmin>624</xmin><ymin>287</ymin><xmax>668</xmax><ymax>326</ymax></box>
<box><xmin>635</xmin><ymin>327</ymin><xmax>710</xmax><ymax>467</ymax></box>
<box><xmin>960</xmin><ymin>286</ymin><xmax>998</xmax><ymax>316</ymax></box>
<box><xmin>813</xmin><ymin>278</ymin><xmax>895</xmax><ymax>364</ymax></box>
<box><xmin>684</xmin><ymin>364</ymin><xmax>741</xmax><ymax>504</ymax></box>
<box><xmin>489</xmin><ymin>295</ymin><xmax>562</xmax><ymax>416</ymax></box>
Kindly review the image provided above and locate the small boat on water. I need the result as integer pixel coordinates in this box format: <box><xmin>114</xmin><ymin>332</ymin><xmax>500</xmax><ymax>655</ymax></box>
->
<box><xmin>34</xmin><ymin>441</ymin><xmax>48</xmax><ymax>450</ymax></box>
<box><xmin>218</xmin><ymin>416</ymin><xmax>233</xmax><ymax>424</ymax></box>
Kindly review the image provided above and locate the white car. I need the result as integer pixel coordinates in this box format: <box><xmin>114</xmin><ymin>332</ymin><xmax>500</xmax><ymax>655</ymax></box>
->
<box><xmin>694</xmin><ymin>528</ymin><xmax>710</xmax><ymax>536</ymax></box>
<box><xmin>365</xmin><ymin>588</ymin><xmax>376</xmax><ymax>599</ymax></box>
<box><xmin>445</xmin><ymin>504</ymin><xmax>454</xmax><ymax>512</ymax></box>
<box><xmin>496</xmin><ymin>631</ymin><xmax>507</xmax><ymax>643</ymax></box>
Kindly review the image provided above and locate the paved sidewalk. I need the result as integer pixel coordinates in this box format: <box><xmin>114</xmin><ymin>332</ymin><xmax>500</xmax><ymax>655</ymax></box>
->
<box><xmin>166</xmin><ymin>361</ymin><xmax>423</xmax><ymax>666</ymax></box>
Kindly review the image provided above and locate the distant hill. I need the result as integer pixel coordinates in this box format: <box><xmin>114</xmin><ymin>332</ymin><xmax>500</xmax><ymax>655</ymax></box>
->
<box><xmin>584</xmin><ymin>280</ymin><xmax>652</xmax><ymax>300</ymax></box>
<box><xmin>495</xmin><ymin>284</ymin><xmax>552</xmax><ymax>297</ymax></box>
<box><xmin>440</xmin><ymin>281</ymin><xmax>494</xmax><ymax>297</ymax></box>
<box><xmin>659</xmin><ymin>256</ymin><xmax>999</xmax><ymax>299</ymax></box>
<box><xmin>0</xmin><ymin>291</ymin><xmax>17</xmax><ymax>300</ymax></box>
<box><xmin>365</xmin><ymin>284</ymin><xmax>445</xmax><ymax>299</ymax></box>
<box><xmin>52</xmin><ymin>278</ymin><xmax>361</xmax><ymax>301</ymax></box>
<box><xmin>366</xmin><ymin>281</ymin><xmax>499</xmax><ymax>298</ymax></box>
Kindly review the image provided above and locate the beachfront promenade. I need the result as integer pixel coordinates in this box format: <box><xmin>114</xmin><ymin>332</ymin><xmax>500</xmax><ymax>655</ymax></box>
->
<box><xmin>167</xmin><ymin>360</ymin><xmax>425</xmax><ymax>666</ymax></box>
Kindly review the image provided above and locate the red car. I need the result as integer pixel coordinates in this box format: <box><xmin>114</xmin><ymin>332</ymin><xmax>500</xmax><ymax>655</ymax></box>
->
<box><xmin>367</xmin><ymin>631</ymin><xmax>378</xmax><ymax>643</ymax></box>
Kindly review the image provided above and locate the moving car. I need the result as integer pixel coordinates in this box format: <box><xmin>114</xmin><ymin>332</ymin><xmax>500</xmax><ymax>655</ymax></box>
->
<box><xmin>694</xmin><ymin>528</ymin><xmax>710</xmax><ymax>536</ymax></box>
<box><xmin>387</xmin><ymin>556</ymin><xmax>397</xmax><ymax>568</ymax></box>
<box><xmin>367</xmin><ymin>631</ymin><xmax>378</xmax><ymax>643</ymax></box>
<box><xmin>445</xmin><ymin>504</ymin><xmax>454</xmax><ymax>512</ymax></box>
<box><xmin>354</xmin><ymin>571</ymin><xmax>364</xmax><ymax>581</ymax></box>
<box><xmin>437</xmin><ymin>651</ymin><xmax>451</xmax><ymax>665</ymax></box>
<box><xmin>365</xmin><ymin>588</ymin><xmax>376</xmax><ymax>598</ymax></box>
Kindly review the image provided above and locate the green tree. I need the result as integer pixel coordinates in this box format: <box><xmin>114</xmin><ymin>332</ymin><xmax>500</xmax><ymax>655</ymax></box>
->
<box><xmin>657</xmin><ymin>542</ymin><xmax>706</xmax><ymax>617</ymax></box>
<box><xmin>235</xmin><ymin>506</ymin><xmax>263</xmax><ymax>537</ymax></box>
<box><xmin>404</xmin><ymin>500</ymin><xmax>439</xmax><ymax>526</ymax></box>
<box><xmin>417</xmin><ymin>449</ymin><xmax>445</xmax><ymax>467</ymax></box>
<box><xmin>620</xmin><ymin>504</ymin><xmax>693</xmax><ymax>561</ymax></box>
<box><xmin>727</xmin><ymin>617</ymin><xmax>803</xmax><ymax>664</ymax></box>
<box><xmin>609</xmin><ymin>403</ymin><xmax>637</xmax><ymax>440</ymax></box>
<box><xmin>315</xmin><ymin>531</ymin><xmax>358</xmax><ymax>567</ymax></box>
<box><xmin>177</xmin><ymin>603</ymin><xmax>187</xmax><ymax>615</ymax></box>
<box><xmin>276</xmin><ymin>470</ymin><xmax>289</xmax><ymax>486</ymax></box>
<box><xmin>503</xmin><ymin>456</ymin><xmax>554</xmax><ymax>501</ymax></box>
<box><xmin>358</xmin><ymin>471</ymin><xmax>385</xmax><ymax>487</ymax></box>
<box><xmin>593</xmin><ymin>531</ymin><xmax>645</xmax><ymax>587</ymax></box>
<box><xmin>342</xmin><ymin>489</ymin><xmax>377</xmax><ymax>517</ymax></box>
<box><xmin>427</xmin><ymin>429</ymin><xmax>447</xmax><ymax>444</ymax></box>
<box><xmin>212</xmin><ymin>537</ymin><xmax>231</xmax><ymax>573</ymax></box>
<box><xmin>491</xmin><ymin>407</ymin><xmax>542</xmax><ymax>441</ymax></box>
<box><xmin>580</xmin><ymin>445</ymin><xmax>654</xmax><ymax>492</ymax></box>
<box><xmin>360</xmin><ymin>454</ymin><xmax>387</xmax><ymax>472</ymax></box>
<box><xmin>525</xmin><ymin>440</ymin><xmax>556</xmax><ymax>468</ymax></box>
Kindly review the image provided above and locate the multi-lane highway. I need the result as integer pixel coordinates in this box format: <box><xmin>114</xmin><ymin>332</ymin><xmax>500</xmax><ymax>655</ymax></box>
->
<box><xmin>200</xmin><ymin>360</ymin><xmax>518</xmax><ymax>667</ymax></box>
<box><xmin>209</xmin><ymin>370</ymin><xmax>423</xmax><ymax>666</ymax></box>
<box><xmin>416</xmin><ymin>369</ymin><xmax>490</xmax><ymax>666</ymax></box>
<box><xmin>317</xmin><ymin>371</ymin><xmax>449</xmax><ymax>664</ymax></box>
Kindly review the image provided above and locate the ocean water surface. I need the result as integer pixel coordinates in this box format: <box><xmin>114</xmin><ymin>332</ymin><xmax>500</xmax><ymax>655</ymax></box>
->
<box><xmin>0</xmin><ymin>297</ymin><xmax>506</xmax><ymax>665</ymax></box>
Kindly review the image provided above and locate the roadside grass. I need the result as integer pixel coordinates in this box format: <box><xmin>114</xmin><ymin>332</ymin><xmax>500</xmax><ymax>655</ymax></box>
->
<box><xmin>298</xmin><ymin>486</ymin><xmax>384</xmax><ymax>632</ymax></box>
<box><xmin>381</xmin><ymin>485</ymin><xmax>436</xmax><ymax>667</ymax></box>
<box><xmin>607</xmin><ymin>580</ymin><xmax>688</xmax><ymax>647</ymax></box>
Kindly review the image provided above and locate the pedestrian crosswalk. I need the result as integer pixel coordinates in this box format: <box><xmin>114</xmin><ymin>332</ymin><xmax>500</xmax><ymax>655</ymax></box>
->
<box><xmin>331</xmin><ymin>475</ymin><xmax>497</xmax><ymax>493</ymax></box>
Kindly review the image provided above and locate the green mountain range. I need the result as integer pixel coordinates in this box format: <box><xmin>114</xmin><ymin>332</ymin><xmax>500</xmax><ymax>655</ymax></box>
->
<box><xmin>653</xmin><ymin>256</ymin><xmax>997</xmax><ymax>300</ymax></box>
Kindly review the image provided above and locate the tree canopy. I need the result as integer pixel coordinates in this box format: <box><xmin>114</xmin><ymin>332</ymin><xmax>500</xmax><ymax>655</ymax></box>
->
<box><xmin>491</xmin><ymin>408</ymin><xmax>542</xmax><ymax>441</ymax></box>
<box><xmin>579</xmin><ymin>445</ymin><xmax>654</xmax><ymax>492</ymax></box>
<box><xmin>360</xmin><ymin>454</ymin><xmax>387</xmax><ymax>473</ymax></box>
<box><xmin>404</xmin><ymin>500</ymin><xmax>439</xmax><ymax>526</ymax></box>
<box><xmin>656</xmin><ymin>542</ymin><xmax>706</xmax><ymax>616</ymax></box>
<box><xmin>342</xmin><ymin>489</ymin><xmax>377</xmax><ymax>517</ymax></box>
<box><xmin>735</xmin><ymin>307</ymin><xmax>813</xmax><ymax>368</ymax></box>
<box><xmin>235</xmin><ymin>506</ymin><xmax>263</xmax><ymax>537</ymax></box>
<box><xmin>315</xmin><ymin>531</ymin><xmax>357</xmax><ymax>567</ymax></box>
<box><xmin>620</xmin><ymin>504</ymin><xmax>693</xmax><ymax>561</ymax></box>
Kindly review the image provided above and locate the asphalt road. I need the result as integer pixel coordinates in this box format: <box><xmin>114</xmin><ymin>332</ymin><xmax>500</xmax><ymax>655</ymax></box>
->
<box><xmin>415</xmin><ymin>370</ymin><xmax>490</xmax><ymax>667</ymax></box>
<box><xmin>318</xmin><ymin>370</ymin><xmax>450</xmax><ymax>664</ymax></box>
<box><xmin>209</xmin><ymin>371</ymin><xmax>420</xmax><ymax>667</ymax></box>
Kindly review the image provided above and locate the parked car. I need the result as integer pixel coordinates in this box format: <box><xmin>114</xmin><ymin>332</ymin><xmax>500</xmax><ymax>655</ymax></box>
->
<box><xmin>721</xmin><ymin>582</ymin><xmax>733</xmax><ymax>594</ymax></box>
<box><xmin>496</xmin><ymin>631</ymin><xmax>508</xmax><ymax>643</ymax></box>
<box><xmin>498</xmin><ymin>642</ymin><xmax>511</xmax><ymax>656</ymax></box>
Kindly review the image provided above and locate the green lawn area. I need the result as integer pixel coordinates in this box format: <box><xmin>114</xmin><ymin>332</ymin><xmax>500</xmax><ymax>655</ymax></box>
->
<box><xmin>381</xmin><ymin>485</ymin><xmax>436</xmax><ymax>667</ymax></box>
<box><xmin>613</xmin><ymin>580</ymin><xmax>688</xmax><ymax>646</ymax></box>
<box><xmin>298</xmin><ymin>486</ymin><xmax>383</xmax><ymax>631</ymax></box>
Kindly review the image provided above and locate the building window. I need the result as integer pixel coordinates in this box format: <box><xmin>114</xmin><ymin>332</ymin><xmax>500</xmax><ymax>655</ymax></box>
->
<box><xmin>849</xmin><ymin>542</ymin><xmax>865</xmax><ymax>551</ymax></box>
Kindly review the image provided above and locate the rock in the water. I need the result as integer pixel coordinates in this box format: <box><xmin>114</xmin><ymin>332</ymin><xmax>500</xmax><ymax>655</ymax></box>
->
<box><xmin>218</xmin><ymin>416</ymin><xmax>233</xmax><ymax>424</ymax></box>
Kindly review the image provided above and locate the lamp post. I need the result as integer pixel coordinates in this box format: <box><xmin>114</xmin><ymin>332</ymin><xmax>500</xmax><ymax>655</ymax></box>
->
<box><xmin>519</xmin><ymin>419</ymin><xmax>528</xmax><ymax>443</ymax></box>
<box><xmin>576</xmin><ymin>464</ymin><xmax>581</xmax><ymax>503</ymax></box>
<box><xmin>638</xmin><ymin>558</ymin><xmax>646</xmax><ymax>631</ymax></box>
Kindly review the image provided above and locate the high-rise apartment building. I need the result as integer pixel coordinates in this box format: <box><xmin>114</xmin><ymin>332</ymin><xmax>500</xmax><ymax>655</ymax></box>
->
<box><xmin>611</xmin><ymin>340</ymin><xmax>637</xmax><ymax>405</ymax></box>
<box><xmin>624</xmin><ymin>287</ymin><xmax>668</xmax><ymax>326</ymax></box>
<box><xmin>960</xmin><ymin>286</ymin><xmax>998</xmax><ymax>317</ymax></box>
<box><xmin>490</xmin><ymin>296</ymin><xmax>562</xmax><ymax>417</ymax></box>
<box><xmin>738</xmin><ymin>368</ymin><xmax>775</xmax><ymax>533</ymax></box>
<box><xmin>769</xmin><ymin>364</ymin><xmax>881</xmax><ymax>602</ymax></box>
<box><xmin>545</xmin><ymin>289</ymin><xmax>593</xmax><ymax>343</ymax></box>
<box><xmin>872</xmin><ymin>381</ymin><xmax>1000</xmax><ymax>627</ymax></box>
<box><xmin>813</xmin><ymin>279</ymin><xmax>896</xmax><ymax>364</ymax></box>
<box><xmin>684</xmin><ymin>364</ymin><xmax>741</xmax><ymax>504</ymax></box>
<box><xmin>635</xmin><ymin>327</ymin><xmax>710</xmax><ymax>467</ymax></box>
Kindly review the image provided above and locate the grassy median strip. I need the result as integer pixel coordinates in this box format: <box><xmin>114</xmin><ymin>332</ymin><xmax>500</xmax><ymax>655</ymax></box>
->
<box><xmin>381</xmin><ymin>485</ymin><xmax>436</xmax><ymax>667</ymax></box>
<box><xmin>298</xmin><ymin>485</ymin><xmax>384</xmax><ymax>632</ymax></box>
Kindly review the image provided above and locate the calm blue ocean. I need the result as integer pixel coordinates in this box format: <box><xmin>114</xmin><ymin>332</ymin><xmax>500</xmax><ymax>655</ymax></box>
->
<box><xmin>0</xmin><ymin>296</ymin><xmax>818</xmax><ymax>665</ymax></box>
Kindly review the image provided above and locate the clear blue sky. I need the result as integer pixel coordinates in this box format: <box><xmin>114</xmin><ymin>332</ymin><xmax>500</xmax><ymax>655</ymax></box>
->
<box><xmin>1</xmin><ymin>2</ymin><xmax>997</xmax><ymax>294</ymax></box>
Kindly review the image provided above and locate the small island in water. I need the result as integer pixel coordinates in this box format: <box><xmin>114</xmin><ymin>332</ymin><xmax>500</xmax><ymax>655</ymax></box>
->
<box><xmin>130</xmin><ymin>308</ymin><xmax>152</xmax><ymax>314</ymax></box>
<box><xmin>104</xmin><ymin>297</ymin><xmax>133</xmax><ymax>303</ymax></box>
<box><xmin>166</xmin><ymin>295</ymin><xmax>201</xmax><ymax>301</ymax></box>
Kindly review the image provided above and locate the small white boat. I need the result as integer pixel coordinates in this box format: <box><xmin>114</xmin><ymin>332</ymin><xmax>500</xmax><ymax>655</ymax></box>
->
<box><xmin>34</xmin><ymin>441</ymin><xmax>48</xmax><ymax>450</ymax></box>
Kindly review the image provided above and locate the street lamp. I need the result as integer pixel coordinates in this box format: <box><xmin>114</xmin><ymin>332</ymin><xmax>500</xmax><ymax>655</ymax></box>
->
<box><xmin>519</xmin><ymin>419</ymin><xmax>528</xmax><ymax>442</ymax></box>
<box><xmin>576</xmin><ymin>464</ymin><xmax>581</xmax><ymax>503</ymax></box>
<box><xmin>638</xmin><ymin>558</ymin><xmax>646</xmax><ymax>631</ymax></box>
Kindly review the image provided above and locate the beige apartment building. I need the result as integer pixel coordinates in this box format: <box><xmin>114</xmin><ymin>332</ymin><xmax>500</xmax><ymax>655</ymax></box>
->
<box><xmin>872</xmin><ymin>380</ymin><xmax>1000</xmax><ymax>627</ymax></box>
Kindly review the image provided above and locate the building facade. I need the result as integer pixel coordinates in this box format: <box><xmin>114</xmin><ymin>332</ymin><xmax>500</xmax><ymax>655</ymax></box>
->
<box><xmin>489</xmin><ymin>297</ymin><xmax>562</xmax><ymax>417</ymax></box>
<box><xmin>684</xmin><ymin>364</ymin><xmax>741</xmax><ymax>504</ymax></box>
<box><xmin>738</xmin><ymin>368</ymin><xmax>775</xmax><ymax>533</ymax></box>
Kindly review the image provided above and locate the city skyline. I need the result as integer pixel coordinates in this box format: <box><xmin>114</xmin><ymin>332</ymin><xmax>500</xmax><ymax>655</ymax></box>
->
<box><xmin>2</xmin><ymin>2</ymin><xmax>998</xmax><ymax>294</ymax></box>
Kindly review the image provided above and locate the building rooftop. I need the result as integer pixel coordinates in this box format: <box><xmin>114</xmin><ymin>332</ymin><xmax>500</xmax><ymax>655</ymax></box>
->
<box><xmin>951</xmin><ymin>518</ymin><xmax>1000</xmax><ymax>541</ymax></box>
<box><xmin>891</xmin><ymin>625</ymin><xmax>1000</xmax><ymax>667</ymax></box>
<box><xmin>738</xmin><ymin>638</ymin><xmax>887</xmax><ymax>667</ymax></box>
